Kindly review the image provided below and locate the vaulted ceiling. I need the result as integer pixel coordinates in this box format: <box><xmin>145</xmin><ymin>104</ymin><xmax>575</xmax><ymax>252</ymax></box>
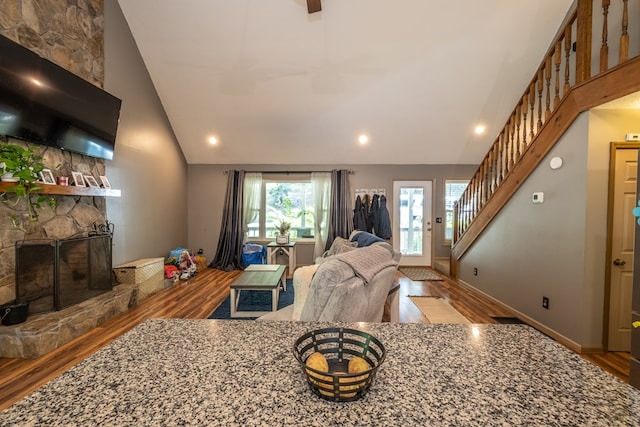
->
<box><xmin>117</xmin><ymin>0</ymin><xmax>575</xmax><ymax>165</ymax></box>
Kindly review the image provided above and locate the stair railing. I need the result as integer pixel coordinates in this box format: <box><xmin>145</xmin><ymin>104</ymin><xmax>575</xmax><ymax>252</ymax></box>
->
<box><xmin>453</xmin><ymin>0</ymin><xmax>638</xmax><ymax>246</ymax></box>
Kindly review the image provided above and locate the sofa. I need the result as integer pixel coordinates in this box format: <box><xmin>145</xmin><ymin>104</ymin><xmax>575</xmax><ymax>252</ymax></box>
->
<box><xmin>258</xmin><ymin>231</ymin><xmax>401</xmax><ymax>322</ymax></box>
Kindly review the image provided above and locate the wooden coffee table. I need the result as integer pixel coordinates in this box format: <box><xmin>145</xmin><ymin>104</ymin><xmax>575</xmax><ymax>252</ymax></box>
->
<box><xmin>229</xmin><ymin>264</ymin><xmax>286</xmax><ymax>318</ymax></box>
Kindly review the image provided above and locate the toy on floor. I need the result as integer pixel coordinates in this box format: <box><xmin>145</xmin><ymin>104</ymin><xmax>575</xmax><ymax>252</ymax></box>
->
<box><xmin>164</xmin><ymin>265</ymin><xmax>179</xmax><ymax>281</ymax></box>
<box><xmin>178</xmin><ymin>250</ymin><xmax>197</xmax><ymax>280</ymax></box>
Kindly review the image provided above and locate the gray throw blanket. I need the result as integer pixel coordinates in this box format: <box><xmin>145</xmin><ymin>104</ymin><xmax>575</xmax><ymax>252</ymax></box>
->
<box><xmin>336</xmin><ymin>244</ymin><xmax>398</xmax><ymax>284</ymax></box>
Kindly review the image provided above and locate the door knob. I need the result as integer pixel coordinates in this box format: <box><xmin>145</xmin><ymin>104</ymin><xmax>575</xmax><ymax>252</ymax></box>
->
<box><xmin>613</xmin><ymin>258</ymin><xmax>626</xmax><ymax>266</ymax></box>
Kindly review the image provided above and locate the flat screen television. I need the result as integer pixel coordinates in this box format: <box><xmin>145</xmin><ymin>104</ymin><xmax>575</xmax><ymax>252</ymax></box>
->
<box><xmin>0</xmin><ymin>35</ymin><xmax>121</xmax><ymax>160</ymax></box>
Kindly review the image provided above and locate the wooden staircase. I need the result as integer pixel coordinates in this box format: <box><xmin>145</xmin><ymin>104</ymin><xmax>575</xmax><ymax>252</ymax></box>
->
<box><xmin>451</xmin><ymin>0</ymin><xmax>640</xmax><ymax>277</ymax></box>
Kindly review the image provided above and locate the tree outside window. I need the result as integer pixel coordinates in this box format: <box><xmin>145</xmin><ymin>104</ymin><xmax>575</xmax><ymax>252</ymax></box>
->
<box><xmin>262</xmin><ymin>181</ymin><xmax>314</xmax><ymax>239</ymax></box>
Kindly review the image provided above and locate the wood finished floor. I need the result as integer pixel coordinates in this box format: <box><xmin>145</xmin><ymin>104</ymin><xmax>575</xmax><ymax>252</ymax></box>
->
<box><xmin>0</xmin><ymin>267</ymin><xmax>631</xmax><ymax>411</ymax></box>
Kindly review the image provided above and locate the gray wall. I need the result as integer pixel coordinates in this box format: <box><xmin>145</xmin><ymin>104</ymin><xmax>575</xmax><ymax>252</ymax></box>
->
<box><xmin>459</xmin><ymin>108</ymin><xmax>640</xmax><ymax>349</ymax></box>
<box><xmin>103</xmin><ymin>2</ymin><xmax>188</xmax><ymax>265</ymax></box>
<box><xmin>187</xmin><ymin>164</ymin><xmax>477</xmax><ymax>265</ymax></box>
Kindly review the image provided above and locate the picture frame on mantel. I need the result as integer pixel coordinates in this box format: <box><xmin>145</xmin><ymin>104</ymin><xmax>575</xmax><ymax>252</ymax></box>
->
<box><xmin>99</xmin><ymin>175</ymin><xmax>111</xmax><ymax>189</ymax></box>
<box><xmin>84</xmin><ymin>175</ymin><xmax>99</xmax><ymax>188</ymax></box>
<box><xmin>71</xmin><ymin>172</ymin><xmax>85</xmax><ymax>187</ymax></box>
<box><xmin>39</xmin><ymin>169</ymin><xmax>55</xmax><ymax>185</ymax></box>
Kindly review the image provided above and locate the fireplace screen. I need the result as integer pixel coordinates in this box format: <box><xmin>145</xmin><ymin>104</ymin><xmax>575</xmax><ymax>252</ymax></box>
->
<box><xmin>16</xmin><ymin>235</ymin><xmax>113</xmax><ymax>314</ymax></box>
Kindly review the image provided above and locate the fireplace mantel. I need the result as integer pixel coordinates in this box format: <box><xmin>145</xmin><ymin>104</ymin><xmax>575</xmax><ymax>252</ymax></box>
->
<box><xmin>0</xmin><ymin>182</ymin><xmax>121</xmax><ymax>197</ymax></box>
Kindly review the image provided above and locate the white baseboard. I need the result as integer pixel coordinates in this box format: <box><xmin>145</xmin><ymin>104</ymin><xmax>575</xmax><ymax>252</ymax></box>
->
<box><xmin>457</xmin><ymin>279</ymin><xmax>596</xmax><ymax>354</ymax></box>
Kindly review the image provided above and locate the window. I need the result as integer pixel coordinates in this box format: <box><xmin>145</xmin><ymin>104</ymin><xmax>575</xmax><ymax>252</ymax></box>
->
<box><xmin>444</xmin><ymin>180</ymin><xmax>469</xmax><ymax>243</ymax></box>
<box><xmin>399</xmin><ymin>187</ymin><xmax>424</xmax><ymax>255</ymax></box>
<box><xmin>247</xmin><ymin>178</ymin><xmax>316</xmax><ymax>239</ymax></box>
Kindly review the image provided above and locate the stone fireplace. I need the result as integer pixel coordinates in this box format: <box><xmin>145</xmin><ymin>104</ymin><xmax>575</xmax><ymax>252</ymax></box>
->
<box><xmin>0</xmin><ymin>154</ymin><xmax>109</xmax><ymax>306</ymax></box>
<box><xmin>0</xmin><ymin>1</ymin><xmax>143</xmax><ymax>359</ymax></box>
<box><xmin>16</xmin><ymin>234</ymin><xmax>113</xmax><ymax>314</ymax></box>
<box><xmin>0</xmin><ymin>225</ymin><xmax>140</xmax><ymax>359</ymax></box>
<box><xmin>0</xmin><ymin>0</ymin><xmax>108</xmax><ymax>311</ymax></box>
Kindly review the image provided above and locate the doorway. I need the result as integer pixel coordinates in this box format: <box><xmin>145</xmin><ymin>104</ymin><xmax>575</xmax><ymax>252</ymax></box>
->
<box><xmin>392</xmin><ymin>181</ymin><xmax>433</xmax><ymax>266</ymax></box>
<box><xmin>606</xmin><ymin>144</ymin><xmax>638</xmax><ymax>351</ymax></box>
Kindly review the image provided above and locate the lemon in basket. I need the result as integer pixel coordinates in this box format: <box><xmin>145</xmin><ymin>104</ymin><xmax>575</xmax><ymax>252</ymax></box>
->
<box><xmin>337</xmin><ymin>377</ymin><xmax>360</xmax><ymax>398</ymax></box>
<box><xmin>337</xmin><ymin>356</ymin><xmax>371</xmax><ymax>397</ymax></box>
<box><xmin>305</xmin><ymin>352</ymin><xmax>331</xmax><ymax>387</ymax></box>
<box><xmin>305</xmin><ymin>352</ymin><xmax>329</xmax><ymax>372</ymax></box>
<box><xmin>348</xmin><ymin>356</ymin><xmax>370</xmax><ymax>374</ymax></box>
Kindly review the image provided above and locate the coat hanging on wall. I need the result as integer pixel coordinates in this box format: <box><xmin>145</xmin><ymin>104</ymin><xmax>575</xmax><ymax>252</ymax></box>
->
<box><xmin>370</xmin><ymin>194</ymin><xmax>380</xmax><ymax>235</ymax></box>
<box><xmin>376</xmin><ymin>195</ymin><xmax>392</xmax><ymax>239</ymax></box>
<box><xmin>353</xmin><ymin>195</ymin><xmax>368</xmax><ymax>231</ymax></box>
<box><xmin>353</xmin><ymin>192</ymin><xmax>391</xmax><ymax>239</ymax></box>
<box><xmin>362</xmin><ymin>194</ymin><xmax>373</xmax><ymax>233</ymax></box>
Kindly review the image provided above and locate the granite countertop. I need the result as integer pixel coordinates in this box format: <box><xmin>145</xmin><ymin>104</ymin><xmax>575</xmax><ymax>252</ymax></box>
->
<box><xmin>1</xmin><ymin>319</ymin><xmax>639</xmax><ymax>426</ymax></box>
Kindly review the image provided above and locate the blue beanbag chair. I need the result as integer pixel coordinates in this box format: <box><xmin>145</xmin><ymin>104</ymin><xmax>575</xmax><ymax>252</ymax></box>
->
<box><xmin>242</xmin><ymin>243</ymin><xmax>266</xmax><ymax>265</ymax></box>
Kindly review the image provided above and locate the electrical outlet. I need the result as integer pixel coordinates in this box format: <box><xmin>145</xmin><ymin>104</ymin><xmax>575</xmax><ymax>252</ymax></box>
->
<box><xmin>473</xmin><ymin>267</ymin><xmax>478</xmax><ymax>276</ymax></box>
<box><xmin>542</xmin><ymin>296</ymin><xmax>549</xmax><ymax>309</ymax></box>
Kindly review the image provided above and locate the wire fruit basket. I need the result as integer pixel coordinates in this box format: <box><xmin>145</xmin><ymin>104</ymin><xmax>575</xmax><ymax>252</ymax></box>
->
<box><xmin>293</xmin><ymin>327</ymin><xmax>386</xmax><ymax>402</ymax></box>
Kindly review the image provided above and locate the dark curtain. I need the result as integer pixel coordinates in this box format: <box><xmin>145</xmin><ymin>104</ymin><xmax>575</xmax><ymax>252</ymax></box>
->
<box><xmin>210</xmin><ymin>170</ymin><xmax>246</xmax><ymax>271</ymax></box>
<box><xmin>325</xmin><ymin>169</ymin><xmax>354</xmax><ymax>250</ymax></box>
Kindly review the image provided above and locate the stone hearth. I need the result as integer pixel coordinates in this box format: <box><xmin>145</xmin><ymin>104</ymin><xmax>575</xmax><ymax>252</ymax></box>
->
<box><xmin>0</xmin><ymin>283</ymin><xmax>137</xmax><ymax>358</ymax></box>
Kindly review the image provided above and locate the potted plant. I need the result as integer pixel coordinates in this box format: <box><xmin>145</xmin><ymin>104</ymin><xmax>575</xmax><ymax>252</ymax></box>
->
<box><xmin>0</xmin><ymin>143</ymin><xmax>56</xmax><ymax>229</ymax></box>
<box><xmin>0</xmin><ymin>144</ymin><xmax>21</xmax><ymax>182</ymax></box>
<box><xmin>275</xmin><ymin>220</ymin><xmax>291</xmax><ymax>244</ymax></box>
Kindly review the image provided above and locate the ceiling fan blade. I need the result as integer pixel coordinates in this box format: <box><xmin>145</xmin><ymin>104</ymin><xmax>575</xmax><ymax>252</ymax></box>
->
<box><xmin>307</xmin><ymin>0</ymin><xmax>322</xmax><ymax>14</ymax></box>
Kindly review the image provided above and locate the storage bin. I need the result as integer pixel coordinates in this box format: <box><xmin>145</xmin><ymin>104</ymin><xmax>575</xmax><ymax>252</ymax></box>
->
<box><xmin>113</xmin><ymin>258</ymin><xmax>164</xmax><ymax>300</ymax></box>
<box><xmin>137</xmin><ymin>271</ymin><xmax>165</xmax><ymax>300</ymax></box>
<box><xmin>113</xmin><ymin>258</ymin><xmax>164</xmax><ymax>284</ymax></box>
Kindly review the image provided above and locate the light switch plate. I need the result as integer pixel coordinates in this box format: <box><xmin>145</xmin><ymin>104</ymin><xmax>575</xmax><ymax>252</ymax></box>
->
<box><xmin>532</xmin><ymin>192</ymin><xmax>544</xmax><ymax>203</ymax></box>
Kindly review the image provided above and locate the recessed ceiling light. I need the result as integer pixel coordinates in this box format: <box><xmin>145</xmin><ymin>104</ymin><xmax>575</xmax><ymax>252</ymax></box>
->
<box><xmin>208</xmin><ymin>136</ymin><xmax>218</xmax><ymax>145</ymax></box>
<box><xmin>474</xmin><ymin>124</ymin><xmax>486</xmax><ymax>135</ymax></box>
<box><xmin>358</xmin><ymin>134</ymin><xmax>369</xmax><ymax>144</ymax></box>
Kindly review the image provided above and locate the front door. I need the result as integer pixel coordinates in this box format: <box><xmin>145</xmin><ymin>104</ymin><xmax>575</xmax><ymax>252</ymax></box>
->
<box><xmin>607</xmin><ymin>145</ymin><xmax>637</xmax><ymax>351</ymax></box>
<box><xmin>392</xmin><ymin>181</ymin><xmax>432</xmax><ymax>266</ymax></box>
